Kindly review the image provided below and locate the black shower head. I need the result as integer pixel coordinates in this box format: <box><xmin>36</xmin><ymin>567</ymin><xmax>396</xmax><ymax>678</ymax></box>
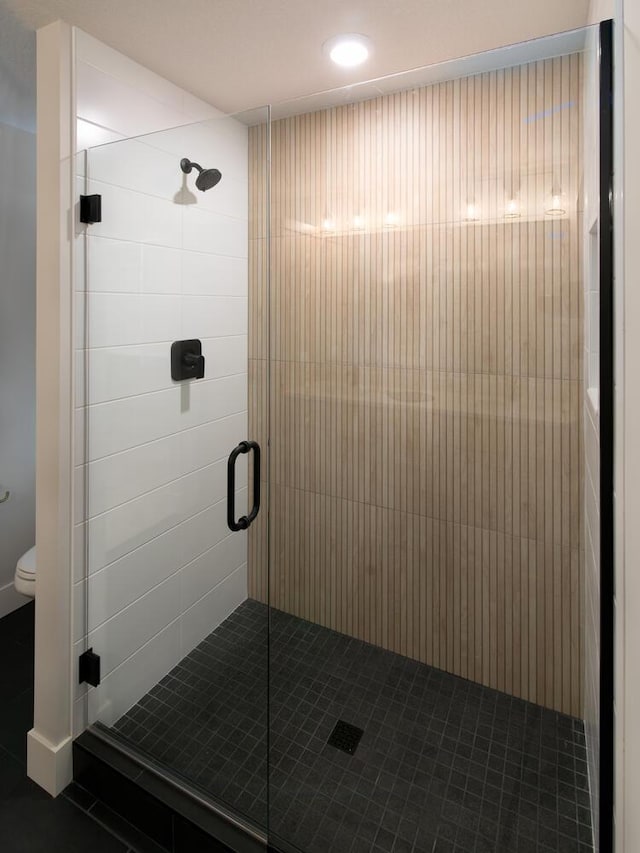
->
<box><xmin>180</xmin><ymin>157</ymin><xmax>222</xmax><ymax>192</ymax></box>
<box><xmin>196</xmin><ymin>167</ymin><xmax>222</xmax><ymax>191</ymax></box>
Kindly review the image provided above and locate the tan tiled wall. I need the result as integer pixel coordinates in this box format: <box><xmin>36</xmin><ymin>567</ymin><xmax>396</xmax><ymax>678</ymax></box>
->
<box><xmin>249</xmin><ymin>53</ymin><xmax>585</xmax><ymax>717</ymax></box>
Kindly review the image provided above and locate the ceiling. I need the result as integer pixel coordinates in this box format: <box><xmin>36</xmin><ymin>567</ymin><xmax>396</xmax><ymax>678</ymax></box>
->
<box><xmin>3</xmin><ymin>0</ymin><xmax>592</xmax><ymax>113</ymax></box>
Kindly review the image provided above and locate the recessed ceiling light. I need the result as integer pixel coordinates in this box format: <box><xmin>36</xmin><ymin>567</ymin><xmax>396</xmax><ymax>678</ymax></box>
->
<box><xmin>324</xmin><ymin>34</ymin><xmax>371</xmax><ymax>68</ymax></box>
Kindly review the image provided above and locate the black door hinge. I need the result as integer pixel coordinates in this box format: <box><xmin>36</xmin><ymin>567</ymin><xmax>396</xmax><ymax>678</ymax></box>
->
<box><xmin>80</xmin><ymin>194</ymin><xmax>102</xmax><ymax>224</ymax></box>
<box><xmin>79</xmin><ymin>648</ymin><xmax>101</xmax><ymax>687</ymax></box>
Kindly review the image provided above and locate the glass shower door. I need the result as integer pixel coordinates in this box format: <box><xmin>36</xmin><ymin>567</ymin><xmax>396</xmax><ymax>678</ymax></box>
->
<box><xmin>265</xmin><ymin>33</ymin><xmax>593</xmax><ymax>853</ymax></box>
<box><xmin>77</xmin><ymin>107</ymin><xmax>270</xmax><ymax>833</ymax></box>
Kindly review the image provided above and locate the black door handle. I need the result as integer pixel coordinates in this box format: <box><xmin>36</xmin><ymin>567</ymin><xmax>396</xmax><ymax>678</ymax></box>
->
<box><xmin>227</xmin><ymin>440</ymin><xmax>261</xmax><ymax>532</ymax></box>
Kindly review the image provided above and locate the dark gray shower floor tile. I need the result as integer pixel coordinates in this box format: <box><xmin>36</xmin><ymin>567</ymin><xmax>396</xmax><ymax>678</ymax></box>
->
<box><xmin>111</xmin><ymin>599</ymin><xmax>593</xmax><ymax>853</ymax></box>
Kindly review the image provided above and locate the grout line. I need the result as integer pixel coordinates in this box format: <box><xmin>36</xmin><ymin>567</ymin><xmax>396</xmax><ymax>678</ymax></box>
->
<box><xmin>85</xmin><ymin>177</ymin><xmax>249</xmax><ymax>224</ymax></box>
<box><xmin>75</xmin><ymin>333</ymin><xmax>247</xmax><ymax>354</ymax></box>
<box><xmin>75</xmin><ymin>370</ymin><xmax>248</xmax><ymax>410</ymax></box>
<box><xmin>73</xmin><ymin>461</ymin><xmax>232</xmax><ymax>531</ymax></box>
<box><xmin>77</xmin><ymin>490</ymin><xmax>246</xmax><ymax>588</ymax></box>
<box><xmin>78</xmin><ymin>231</ymin><xmax>248</xmax><ymax>261</ymax></box>
<box><xmin>75</xmin><ymin>405</ymin><xmax>248</xmax><ymax>468</ymax></box>
<box><xmin>89</xmin><ymin>564</ymin><xmax>247</xmax><ymax>681</ymax></box>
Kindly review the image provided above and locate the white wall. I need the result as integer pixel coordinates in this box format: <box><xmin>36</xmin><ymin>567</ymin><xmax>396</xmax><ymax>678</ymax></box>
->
<box><xmin>29</xmin><ymin>19</ymin><xmax>76</xmax><ymax>797</ymax></box>
<box><xmin>70</xmin><ymin>32</ymin><xmax>252</xmax><ymax>733</ymax></box>
<box><xmin>0</xmin><ymin>3</ymin><xmax>36</xmax><ymax>617</ymax></box>
<box><xmin>615</xmin><ymin>2</ymin><xmax>640</xmax><ymax>850</ymax></box>
<box><xmin>589</xmin><ymin>0</ymin><xmax>615</xmax><ymax>21</ymax></box>
<box><xmin>582</xmin><ymin>22</ymin><xmax>602</xmax><ymax>851</ymax></box>
<box><xmin>28</xmin><ymin>24</ymin><xmax>256</xmax><ymax>793</ymax></box>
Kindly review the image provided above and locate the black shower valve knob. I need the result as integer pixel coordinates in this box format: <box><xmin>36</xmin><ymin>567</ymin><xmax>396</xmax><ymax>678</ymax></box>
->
<box><xmin>183</xmin><ymin>351</ymin><xmax>203</xmax><ymax>368</ymax></box>
<box><xmin>171</xmin><ymin>339</ymin><xmax>205</xmax><ymax>380</ymax></box>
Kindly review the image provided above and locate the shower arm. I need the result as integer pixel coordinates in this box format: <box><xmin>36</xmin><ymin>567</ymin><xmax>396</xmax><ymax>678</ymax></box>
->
<box><xmin>180</xmin><ymin>158</ymin><xmax>203</xmax><ymax>175</ymax></box>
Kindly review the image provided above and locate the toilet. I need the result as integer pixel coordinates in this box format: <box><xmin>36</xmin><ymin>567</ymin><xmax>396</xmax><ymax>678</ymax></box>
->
<box><xmin>14</xmin><ymin>546</ymin><xmax>36</xmax><ymax>597</ymax></box>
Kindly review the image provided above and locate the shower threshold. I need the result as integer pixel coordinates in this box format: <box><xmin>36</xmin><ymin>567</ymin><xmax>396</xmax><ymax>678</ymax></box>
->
<box><xmin>75</xmin><ymin>723</ymin><xmax>267</xmax><ymax>852</ymax></box>
<box><xmin>94</xmin><ymin>601</ymin><xmax>593</xmax><ymax>853</ymax></box>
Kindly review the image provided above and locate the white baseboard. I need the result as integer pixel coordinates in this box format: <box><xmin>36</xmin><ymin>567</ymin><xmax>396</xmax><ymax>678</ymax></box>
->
<box><xmin>0</xmin><ymin>580</ymin><xmax>31</xmax><ymax>619</ymax></box>
<box><xmin>27</xmin><ymin>728</ymin><xmax>73</xmax><ymax>796</ymax></box>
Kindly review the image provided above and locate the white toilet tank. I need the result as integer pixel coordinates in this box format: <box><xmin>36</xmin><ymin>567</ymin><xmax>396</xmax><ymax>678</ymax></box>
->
<box><xmin>15</xmin><ymin>546</ymin><xmax>36</xmax><ymax>598</ymax></box>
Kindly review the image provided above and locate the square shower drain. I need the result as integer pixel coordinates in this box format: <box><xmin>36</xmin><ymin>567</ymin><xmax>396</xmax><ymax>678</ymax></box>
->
<box><xmin>327</xmin><ymin>720</ymin><xmax>364</xmax><ymax>755</ymax></box>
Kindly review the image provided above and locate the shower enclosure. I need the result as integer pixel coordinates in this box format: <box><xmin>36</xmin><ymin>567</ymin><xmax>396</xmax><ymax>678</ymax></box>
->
<box><xmin>76</xmin><ymin>23</ymin><xmax>607</xmax><ymax>853</ymax></box>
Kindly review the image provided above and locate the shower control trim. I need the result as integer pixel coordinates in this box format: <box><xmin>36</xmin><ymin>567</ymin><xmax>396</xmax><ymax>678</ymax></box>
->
<box><xmin>171</xmin><ymin>339</ymin><xmax>205</xmax><ymax>380</ymax></box>
<box><xmin>227</xmin><ymin>440</ymin><xmax>261</xmax><ymax>532</ymax></box>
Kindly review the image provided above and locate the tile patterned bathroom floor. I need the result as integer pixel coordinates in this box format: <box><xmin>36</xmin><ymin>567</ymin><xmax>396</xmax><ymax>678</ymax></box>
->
<box><xmin>113</xmin><ymin>600</ymin><xmax>593</xmax><ymax>853</ymax></box>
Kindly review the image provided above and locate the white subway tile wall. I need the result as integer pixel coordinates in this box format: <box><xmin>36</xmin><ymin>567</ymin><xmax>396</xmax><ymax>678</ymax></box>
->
<box><xmin>72</xmin><ymin>31</ymin><xmax>255</xmax><ymax>732</ymax></box>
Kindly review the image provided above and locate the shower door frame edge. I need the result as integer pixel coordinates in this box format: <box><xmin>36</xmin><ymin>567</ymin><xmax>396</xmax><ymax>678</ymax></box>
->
<box><xmin>598</xmin><ymin>17</ymin><xmax>615</xmax><ymax>853</ymax></box>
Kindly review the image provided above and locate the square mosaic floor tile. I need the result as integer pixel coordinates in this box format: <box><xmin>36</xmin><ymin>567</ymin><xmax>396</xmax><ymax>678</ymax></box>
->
<box><xmin>113</xmin><ymin>600</ymin><xmax>593</xmax><ymax>853</ymax></box>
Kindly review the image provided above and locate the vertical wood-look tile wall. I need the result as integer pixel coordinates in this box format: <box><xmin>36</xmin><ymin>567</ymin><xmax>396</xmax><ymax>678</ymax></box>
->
<box><xmin>249</xmin><ymin>54</ymin><xmax>585</xmax><ymax>717</ymax></box>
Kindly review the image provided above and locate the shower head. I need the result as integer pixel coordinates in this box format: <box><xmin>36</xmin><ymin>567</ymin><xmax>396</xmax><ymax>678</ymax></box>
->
<box><xmin>196</xmin><ymin>167</ymin><xmax>222</xmax><ymax>191</ymax></box>
<box><xmin>180</xmin><ymin>157</ymin><xmax>222</xmax><ymax>192</ymax></box>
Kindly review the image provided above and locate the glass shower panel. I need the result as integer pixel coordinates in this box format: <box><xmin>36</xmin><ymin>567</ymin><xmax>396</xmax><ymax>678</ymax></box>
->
<box><xmin>77</xmin><ymin>107</ymin><xmax>270</xmax><ymax>831</ymax></box>
<box><xmin>265</xmin><ymin>36</ymin><xmax>593</xmax><ymax>853</ymax></box>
